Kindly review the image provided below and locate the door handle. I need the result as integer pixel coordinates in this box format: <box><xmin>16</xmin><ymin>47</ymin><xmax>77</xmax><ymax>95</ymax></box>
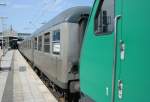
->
<box><xmin>120</xmin><ymin>40</ymin><xmax>125</xmax><ymax>60</ymax></box>
<box><xmin>111</xmin><ymin>15</ymin><xmax>122</xmax><ymax>102</ymax></box>
<box><xmin>118</xmin><ymin>80</ymin><xmax>123</xmax><ymax>99</ymax></box>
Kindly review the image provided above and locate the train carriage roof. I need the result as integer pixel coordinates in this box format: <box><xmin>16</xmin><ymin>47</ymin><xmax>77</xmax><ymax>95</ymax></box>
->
<box><xmin>33</xmin><ymin>6</ymin><xmax>90</xmax><ymax>36</ymax></box>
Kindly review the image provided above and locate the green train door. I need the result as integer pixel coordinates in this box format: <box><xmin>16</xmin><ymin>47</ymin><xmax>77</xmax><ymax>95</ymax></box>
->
<box><xmin>80</xmin><ymin>0</ymin><xmax>116</xmax><ymax>101</ymax></box>
<box><xmin>115</xmin><ymin>0</ymin><xmax>150</xmax><ymax>102</ymax></box>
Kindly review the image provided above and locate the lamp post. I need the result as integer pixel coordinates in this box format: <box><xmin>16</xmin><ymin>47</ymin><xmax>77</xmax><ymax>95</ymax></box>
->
<box><xmin>0</xmin><ymin>17</ymin><xmax>8</xmax><ymax>56</ymax></box>
<box><xmin>0</xmin><ymin>2</ymin><xmax>7</xmax><ymax>69</ymax></box>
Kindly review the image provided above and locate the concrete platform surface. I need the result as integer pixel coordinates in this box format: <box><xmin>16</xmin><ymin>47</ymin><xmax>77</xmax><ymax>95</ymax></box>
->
<box><xmin>0</xmin><ymin>50</ymin><xmax>57</xmax><ymax>102</ymax></box>
<box><xmin>0</xmin><ymin>50</ymin><xmax>13</xmax><ymax>69</ymax></box>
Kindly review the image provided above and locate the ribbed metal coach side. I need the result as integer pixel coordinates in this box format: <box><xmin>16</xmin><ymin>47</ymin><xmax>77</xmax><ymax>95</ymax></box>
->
<box><xmin>30</xmin><ymin>6</ymin><xmax>90</xmax><ymax>101</ymax></box>
<box><xmin>19</xmin><ymin>37</ymin><xmax>34</xmax><ymax>63</ymax></box>
<box><xmin>32</xmin><ymin>22</ymin><xmax>79</xmax><ymax>89</ymax></box>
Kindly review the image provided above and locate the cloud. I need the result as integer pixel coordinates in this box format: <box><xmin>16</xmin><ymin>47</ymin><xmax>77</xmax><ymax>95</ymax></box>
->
<box><xmin>12</xmin><ymin>4</ymin><xmax>32</xmax><ymax>9</ymax></box>
<box><xmin>42</xmin><ymin>0</ymin><xmax>65</xmax><ymax>10</ymax></box>
<box><xmin>55</xmin><ymin>0</ymin><xmax>64</xmax><ymax>5</ymax></box>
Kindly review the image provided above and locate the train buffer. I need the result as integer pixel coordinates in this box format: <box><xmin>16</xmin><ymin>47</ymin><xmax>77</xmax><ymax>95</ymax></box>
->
<box><xmin>0</xmin><ymin>50</ymin><xmax>58</xmax><ymax>102</ymax></box>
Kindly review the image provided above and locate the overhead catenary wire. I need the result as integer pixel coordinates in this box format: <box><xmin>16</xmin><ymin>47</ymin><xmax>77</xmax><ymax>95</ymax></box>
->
<box><xmin>30</xmin><ymin>0</ymin><xmax>57</xmax><ymax>26</ymax></box>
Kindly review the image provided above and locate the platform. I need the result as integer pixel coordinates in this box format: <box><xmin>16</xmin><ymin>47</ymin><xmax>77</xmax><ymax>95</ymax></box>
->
<box><xmin>0</xmin><ymin>50</ymin><xmax>13</xmax><ymax>70</ymax></box>
<box><xmin>0</xmin><ymin>50</ymin><xmax>57</xmax><ymax>102</ymax></box>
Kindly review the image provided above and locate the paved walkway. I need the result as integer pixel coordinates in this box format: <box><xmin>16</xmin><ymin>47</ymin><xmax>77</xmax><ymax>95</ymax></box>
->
<box><xmin>0</xmin><ymin>50</ymin><xmax>57</xmax><ymax>102</ymax></box>
<box><xmin>0</xmin><ymin>50</ymin><xmax>13</xmax><ymax>70</ymax></box>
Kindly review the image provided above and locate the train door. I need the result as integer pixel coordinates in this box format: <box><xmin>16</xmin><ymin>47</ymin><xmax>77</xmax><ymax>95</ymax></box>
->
<box><xmin>52</xmin><ymin>30</ymin><xmax>61</xmax><ymax>79</ymax></box>
<box><xmin>33</xmin><ymin>37</ymin><xmax>37</xmax><ymax>66</ymax></box>
<box><xmin>115</xmin><ymin>0</ymin><xmax>150</xmax><ymax>102</ymax></box>
<box><xmin>32</xmin><ymin>38</ymin><xmax>34</xmax><ymax>64</ymax></box>
<box><xmin>80</xmin><ymin>0</ymin><xmax>117</xmax><ymax>101</ymax></box>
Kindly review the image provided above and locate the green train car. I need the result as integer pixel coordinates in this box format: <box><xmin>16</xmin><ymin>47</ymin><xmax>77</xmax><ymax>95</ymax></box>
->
<box><xmin>80</xmin><ymin>0</ymin><xmax>150</xmax><ymax>102</ymax></box>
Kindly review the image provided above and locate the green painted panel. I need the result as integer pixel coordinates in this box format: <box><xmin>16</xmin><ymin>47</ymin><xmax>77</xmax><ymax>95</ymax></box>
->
<box><xmin>80</xmin><ymin>0</ymin><xmax>114</xmax><ymax>101</ymax></box>
<box><xmin>115</xmin><ymin>0</ymin><xmax>150</xmax><ymax>102</ymax></box>
<box><xmin>80</xmin><ymin>0</ymin><xmax>150</xmax><ymax>102</ymax></box>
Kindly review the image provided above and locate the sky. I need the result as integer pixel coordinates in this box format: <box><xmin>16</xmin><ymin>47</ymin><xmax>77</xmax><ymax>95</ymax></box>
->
<box><xmin>0</xmin><ymin>0</ymin><xmax>94</xmax><ymax>33</ymax></box>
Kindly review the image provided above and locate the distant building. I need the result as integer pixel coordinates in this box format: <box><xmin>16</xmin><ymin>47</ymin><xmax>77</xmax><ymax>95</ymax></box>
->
<box><xmin>18</xmin><ymin>33</ymin><xmax>31</xmax><ymax>40</ymax></box>
<box><xmin>0</xmin><ymin>27</ymin><xmax>31</xmax><ymax>49</ymax></box>
<box><xmin>0</xmin><ymin>32</ymin><xmax>31</xmax><ymax>40</ymax></box>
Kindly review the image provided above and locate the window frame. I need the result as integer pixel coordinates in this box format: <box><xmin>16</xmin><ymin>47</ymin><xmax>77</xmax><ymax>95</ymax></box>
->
<box><xmin>38</xmin><ymin>35</ymin><xmax>43</xmax><ymax>51</ymax></box>
<box><xmin>44</xmin><ymin>32</ymin><xmax>51</xmax><ymax>53</ymax></box>
<box><xmin>34</xmin><ymin>37</ymin><xmax>38</xmax><ymax>50</ymax></box>
<box><xmin>52</xmin><ymin>30</ymin><xmax>61</xmax><ymax>55</ymax></box>
<box><xmin>94</xmin><ymin>0</ymin><xmax>114</xmax><ymax>35</ymax></box>
<box><xmin>30</xmin><ymin>40</ymin><xmax>32</xmax><ymax>49</ymax></box>
<box><xmin>29</xmin><ymin>40</ymin><xmax>31</xmax><ymax>49</ymax></box>
<box><xmin>28</xmin><ymin>40</ymin><xmax>29</xmax><ymax>49</ymax></box>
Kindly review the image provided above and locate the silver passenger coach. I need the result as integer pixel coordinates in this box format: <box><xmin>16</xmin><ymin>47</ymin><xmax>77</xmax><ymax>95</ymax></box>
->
<box><xmin>19</xmin><ymin>6</ymin><xmax>90</xmax><ymax>101</ymax></box>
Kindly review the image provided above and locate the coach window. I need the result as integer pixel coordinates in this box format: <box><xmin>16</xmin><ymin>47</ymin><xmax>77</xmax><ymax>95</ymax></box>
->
<box><xmin>94</xmin><ymin>0</ymin><xmax>114</xmax><ymax>35</ymax></box>
<box><xmin>25</xmin><ymin>41</ymin><xmax>27</xmax><ymax>48</ymax></box>
<box><xmin>26</xmin><ymin>41</ymin><xmax>27</xmax><ymax>48</ymax></box>
<box><xmin>27</xmin><ymin>41</ymin><xmax>29</xmax><ymax>48</ymax></box>
<box><xmin>31</xmin><ymin>40</ymin><xmax>32</xmax><ymax>48</ymax></box>
<box><xmin>30</xmin><ymin>40</ymin><xmax>31</xmax><ymax>48</ymax></box>
<box><xmin>29</xmin><ymin>40</ymin><xmax>31</xmax><ymax>48</ymax></box>
<box><xmin>34</xmin><ymin>37</ymin><xmax>37</xmax><ymax>50</ymax></box>
<box><xmin>26</xmin><ymin>41</ymin><xmax>28</xmax><ymax>48</ymax></box>
<box><xmin>38</xmin><ymin>36</ymin><xmax>42</xmax><ymax>51</ymax></box>
<box><xmin>28</xmin><ymin>40</ymin><xmax>30</xmax><ymax>48</ymax></box>
<box><xmin>30</xmin><ymin>40</ymin><xmax>32</xmax><ymax>48</ymax></box>
<box><xmin>25</xmin><ymin>42</ymin><xmax>26</xmax><ymax>48</ymax></box>
<box><xmin>52</xmin><ymin>30</ymin><xmax>60</xmax><ymax>55</ymax></box>
<box><xmin>26</xmin><ymin>40</ymin><xmax>29</xmax><ymax>49</ymax></box>
<box><xmin>29</xmin><ymin>40</ymin><xmax>30</xmax><ymax>49</ymax></box>
<box><xmin>44</xmin><ymin>32</ymin><xmax>50</xmax><ymax>53</ymax></box>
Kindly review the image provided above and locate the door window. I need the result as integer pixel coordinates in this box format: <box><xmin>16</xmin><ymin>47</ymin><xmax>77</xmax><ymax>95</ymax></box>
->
<box><xmin>34</xmin><ymin>37</ymin><xmax>37</xmax><ymax>50</ymax></box>
<box><xmin>94</xmin><ymin>0</ymin><xmax>114</xmax><ymax>35</ymax></box>
<box><xmin>38</xmin><ymin>36</ymin><xmax>42</xmax><ymax>51</ymax></box>
<box><xmin>52</xmin><ymin>30</ymin><xmax>60</xmax><ymax>55</ymax></box>
<box><xmin>44</xmin><ymin>32</ymin><xmax>50</xmax><ymax>53</ymax></box>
